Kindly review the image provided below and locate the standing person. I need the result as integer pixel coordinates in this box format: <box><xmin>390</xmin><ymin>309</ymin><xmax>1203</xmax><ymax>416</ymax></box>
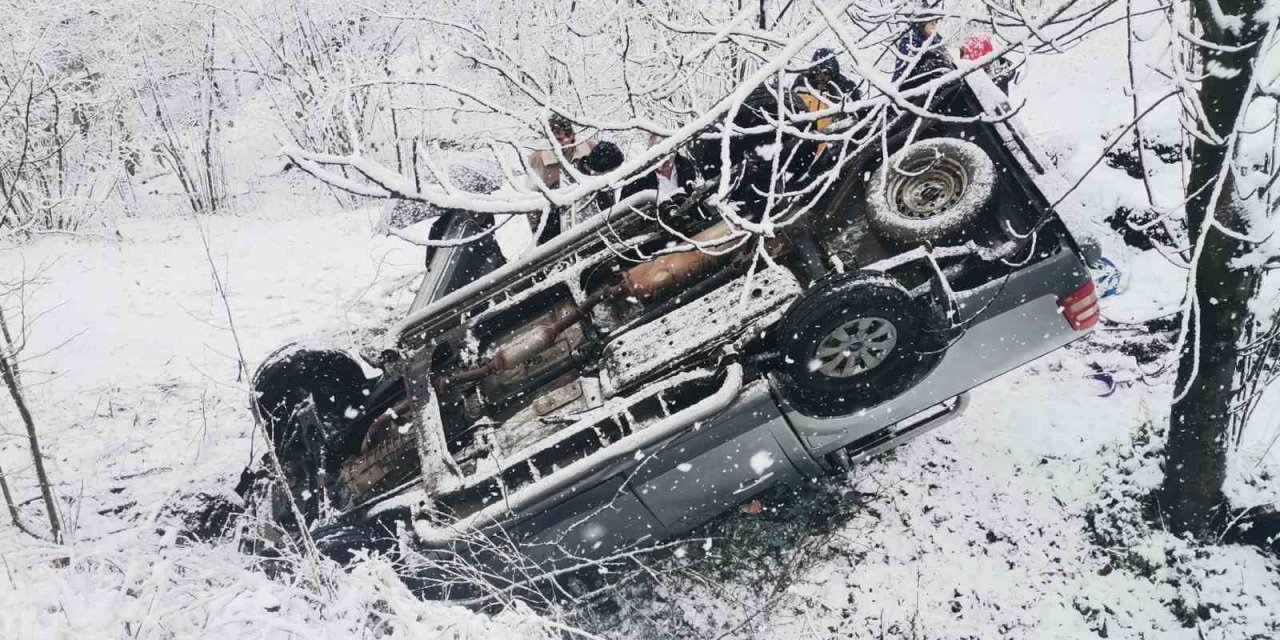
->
<box><xmin>527</xmin><ymin>114</ymin><xmax>596</xmax><ymax>188</ymax></box>
<box><xmin>571</xmin><ymin>139</ymin><xmax>625</xmax><ymax>214</ymax></box>
<box><xmin>623</xmin><ymin>134</ymin><xmax>716</xmax><ymax>232</ymax></box>
<box><xmin>892</xmin><ymin>13</ymin><xmax>952</xmax><ymax>90</ymax></box>
<box><xmin>793</xmin><ymin>47</ymin><xmax>863</xmax><ymax>160</ymax></box>
<box><xmin>959</xmin><ymin>34</ymin><xmax>1018</xmax><ymax>93</ymax></box>
<box><xmin>526</xmin><ymin>114</ymin><xmax>596</xmax><ymax>244</ymax></box>
<box><xmin>623</xmin><ymin>134</ymin><xmax>699</xmax><ymax>202</ymax></box>
<box><xmin>794</xmin><ymin>48</ymin><xmax>861</xmax><ymax>124</ymax></box>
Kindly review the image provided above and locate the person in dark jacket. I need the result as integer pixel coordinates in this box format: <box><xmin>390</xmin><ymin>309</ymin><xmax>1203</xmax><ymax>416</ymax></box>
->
<box><xmin>794</xmin><ymin>48</ymin><xmax>861</xmax><ymax>123</ymax></box>
<box><xmin>573</xmin><ymin>140</ymin><xmax>626</xmax><ymax>211</ymax></box>
<box><xmin>575</xmin><ymin>139</ymin><xmax>625</xmax><ymax>176</ymax></box>
<box><xmin>892</xmin><ymin>14</ymin><xmax>952</xmax><ymax>91</ymax></box>
<box><xmin>622</xmin><ymin>134</ymin><xmax>698</xmax><ymax>201</ymax></box>
<box><xmin>622</xmin><ymin>134</ymin><xmax>716</xmax><ymax>231</ymax></box>
<box><xmin>696</xmin><ymin>83</ymin><xmax>799</xmax><ymax>222</ymax></box>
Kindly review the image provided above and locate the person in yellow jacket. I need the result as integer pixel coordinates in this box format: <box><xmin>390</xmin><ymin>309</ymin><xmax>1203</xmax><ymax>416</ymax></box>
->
<box><xmin>793</xmin><ymin>48</ymin><xmax>861</xmax><ymax>158</ymax></box>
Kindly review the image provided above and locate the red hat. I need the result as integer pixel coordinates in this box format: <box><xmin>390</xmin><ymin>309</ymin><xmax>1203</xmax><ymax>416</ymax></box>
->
<box><xmin>960</xmin><ymin>35</ymin><xmax>994</xmax><ymax>60</ymax></box>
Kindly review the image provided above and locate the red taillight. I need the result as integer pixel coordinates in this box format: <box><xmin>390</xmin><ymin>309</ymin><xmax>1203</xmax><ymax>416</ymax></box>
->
<box><xmin>1059</xmin><ymin>280</ymin><xmax>1099</xmax><ymax>331</ymax></box>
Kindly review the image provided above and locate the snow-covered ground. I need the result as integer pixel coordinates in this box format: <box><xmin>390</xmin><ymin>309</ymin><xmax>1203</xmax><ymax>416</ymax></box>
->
<box><xmin>0</xmin><ymin>210</ymin><xmax>564</xmax><ymax>638</ymax></box>
<box><xmin>1</xmin><ymin>193</ymin><xmax>1277</xmax><ymax>639</ymax></box>
<box><xmin>572</xmin><ymin>18</ymin><xmax>1280</xmax><ymax>640</ymax></box>
<box><xmin>1</xmin><ymin>8</ymin><xmax>1278</xmax><ymax>640</ymax></box>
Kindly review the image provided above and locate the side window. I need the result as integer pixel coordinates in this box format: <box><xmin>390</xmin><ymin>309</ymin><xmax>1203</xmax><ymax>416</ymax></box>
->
<box><xmin>410</xmin><ymin>215</ymin><xmax>506</xmax><ymax>312</ymax></box>
<box><xmin>440</xmin><ymin>227</ymin><xmax>504</xmax><ymax>296</ymax></box>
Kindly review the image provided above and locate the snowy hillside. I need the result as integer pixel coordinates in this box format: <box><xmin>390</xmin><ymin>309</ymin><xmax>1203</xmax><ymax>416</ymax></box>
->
<box><xmin>0</xmin><ymin>211</ymin><xmax>566</xmax><ymax>638</ymax></box>
<box><xmin>2</xmin><ymin>1</ymin><xmax>1279</xmax><ymax>639</ymax></box>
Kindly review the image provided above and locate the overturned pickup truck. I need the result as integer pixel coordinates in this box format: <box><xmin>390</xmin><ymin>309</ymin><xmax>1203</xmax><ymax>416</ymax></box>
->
<box><xmin>244</xmin><ymin>74</ymin><xmax>1099</xmax><ymax>581</ymax></box>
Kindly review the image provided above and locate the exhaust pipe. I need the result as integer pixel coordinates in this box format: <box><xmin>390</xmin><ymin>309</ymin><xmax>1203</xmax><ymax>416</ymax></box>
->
<box><xmin>622</xmin><ymin>222</ymin><xmax>733</xmax><ymax>297</ymax></box>
<box><xmin>442</xmin><ymin>221</ymin><xmax>737</xmax><ymax>388</ymax></box>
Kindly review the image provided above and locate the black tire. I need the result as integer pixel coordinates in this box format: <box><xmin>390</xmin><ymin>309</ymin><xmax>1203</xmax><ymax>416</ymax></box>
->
<box><xmin>253</xmin><ymin>346</ymin><xmax>370</xmax><ymax>458</ymax></box>
<box><xmin>251</xmin><ymin>346</ymin><xmax>371</xmax><ymax>525</ymax></box>
<box><xmin>865</xmin><ymin>137</ymin><xmax>996</xmax><ymax>244</ymax></box>
<box><xmin>775</xmin><ymin>274</ymin><xmax>945</xmax><ymax>417</ymax></box>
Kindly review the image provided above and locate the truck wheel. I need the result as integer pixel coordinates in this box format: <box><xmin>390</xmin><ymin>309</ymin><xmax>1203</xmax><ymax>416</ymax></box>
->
<box><xmin>866</xmin><ymin>137</ymin><xmax>995</xmax><ymax>244</ymax></box>
<box><xmin>776</xmin><ymin>275</ymin><xmax>945</xmax><ymax>416</ymax></box>
<box><xmin>252</xmin><ymin>346</ymin><xmax>372</xmax><ymax>524</ymax></box>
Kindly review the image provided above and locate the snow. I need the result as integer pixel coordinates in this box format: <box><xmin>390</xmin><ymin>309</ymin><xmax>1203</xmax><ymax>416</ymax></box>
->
<box><xmin>748</xmin><ymin>450</ymin><xmax>775</xmax><ymax>475</ymax></box>
<box><xmin>5</xmin><ymin>186</ymin><xmax>1275</xmax><ymax>638</ymax></box>
<box><xmin>1</xmin><ymin>1</ymin><xmax>1278</xmax><ymax>638</ymax></box>
<box><xmin>596</xmin><ymin>349</ymin><xmax>1280</xmax><ymax>639</ymax></box>
<box><xmin>0</xmin><ymin>211</ymin><xmax>565</xmax><ymax>638</ymax></box>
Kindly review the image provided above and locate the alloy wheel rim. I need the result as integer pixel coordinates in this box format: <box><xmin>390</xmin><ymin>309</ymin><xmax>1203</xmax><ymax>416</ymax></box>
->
<box><xmin>811</xmin><ymin>316</ymin><xmax>898</xmax><ymax>378</ymax></box>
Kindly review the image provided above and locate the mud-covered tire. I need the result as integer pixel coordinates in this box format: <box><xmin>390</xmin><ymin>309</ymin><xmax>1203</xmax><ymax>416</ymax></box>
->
<box><xmin>251</xmin><ymin>346</ymin><xmax>372</xmax><ymax>526</ymax></box>
<box><xmin>866</xmin><ymin>137</ymin><xmax>996</xmax><ymax>244</ymax></box>
<box><xmin>252</xmin><ymin>345</ymin><xmax>370</xmax><ymax>461</ymax></box>
<box><xmin>775</xmin><ymin>274</ymin><xmax>945</xmax><ymax>417</ymax></box>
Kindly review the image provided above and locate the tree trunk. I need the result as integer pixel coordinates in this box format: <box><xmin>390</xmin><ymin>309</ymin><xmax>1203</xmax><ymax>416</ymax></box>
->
<box><xmin>0</xmin><ymin>457</ymin><xmax>21</xmax><ymax>529</ymax></box>
<box><xmin>1160</xmin><ymin>0</ymin><xmax>1265</xmax><ymax>538</ymax></box>
<box><xmin>0</xmin><ymin>307</ymin><xmax>60</xmax><ymax>542</ymax></box>
<box><xmin>1163</xmin><ymin>177</ymin><xmax>1260</xmax><ymax>535</ymax></box>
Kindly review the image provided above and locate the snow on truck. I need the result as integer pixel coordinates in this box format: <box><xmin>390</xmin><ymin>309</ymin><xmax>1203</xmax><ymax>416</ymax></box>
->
<box><xmin>241</xmin><ymin>73</ymin><xmax>1100</xmax><ymax>585</ymax></box>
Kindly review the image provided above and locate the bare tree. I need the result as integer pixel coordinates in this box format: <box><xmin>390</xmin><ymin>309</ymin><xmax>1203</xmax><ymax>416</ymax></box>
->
<box><xmin>0</xmin><ymin>267</ymin><xmax>62</xmax><ymax>542</ymax></box>
<box><xmin>0</xmin><ymin>450</ymin><xmax>22</xmax><ymax>530</ymax></box>
<box><xmin>1156</xmin><ymin>0</ymin><xmax>1277</xmax><ymax>538</ymax></box>
<box><xmin>280</xmin><ymin>0</ymin><xmax>1100</xmax><ymax>240</ymax></box>
<box><xmin>137</xmin><ymin>11</ymin><xmax>229</xmax><ymax>216</ymax></box>
<box><xmin>0</xmin><ymin>4</ymin><xmax>142</xmax><ymax>234</ymax></box>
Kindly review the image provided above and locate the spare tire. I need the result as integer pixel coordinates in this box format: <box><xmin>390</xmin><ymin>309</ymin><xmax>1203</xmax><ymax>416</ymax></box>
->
<box><xmin>866</xmin><ymin>137</ymin><xmax>995</xmax><ymax>244</ymax></box>
<box><xmin>775</xmin><ymin>274</ymin><xmax>946</xmax><ymax>417</ymax></box>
